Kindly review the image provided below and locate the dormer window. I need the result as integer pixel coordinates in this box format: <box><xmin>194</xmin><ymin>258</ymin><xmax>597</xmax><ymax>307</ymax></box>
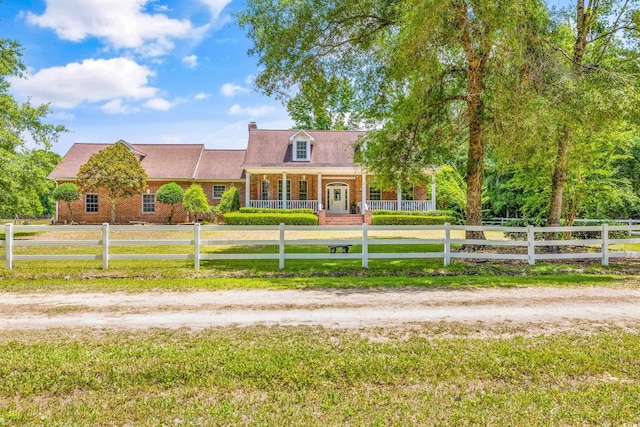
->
<box><xmin>289</xmin><ymin>130</ymin><xmax>314</xmax><ymax>162</ymax></box>
<box><xmin>294</xmin><ymin>140</ymin><xmax>310</xmax><ymax>161</ymax></box>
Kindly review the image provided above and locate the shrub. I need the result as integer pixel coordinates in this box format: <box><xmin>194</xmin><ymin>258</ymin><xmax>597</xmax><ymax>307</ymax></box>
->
<box><xmin>239</xmin><ymin>207</ymin><xmax>315</xmax><ymax>214</ymax></box>
<box><xmin>372</xmin><ymin>210</ymin><xmax>456</xmax><ymax>217</ymax></box>
<box><xmin>224</xmin><ymin>213</ymin><xmax>318</xmax><ymax>225</ymax></box>
<box><xmin>52</xmin><ymin>183</ymin><xmax>80</xmax><ymax>223</ymax></box>
<box><xmin>218</xmin><ymin>187</ymin><xmax>241</xmax><ymax>213</ymax></box>
<box><xmin>183</xmin><ymin>184</ymin><xmax>210</xmax><ymax>222</ymax></box>
<box><xmin>372</xmin><ymin>215</ymin><xmax>456</xmax><ymax>225</ymax></box>
<box><xmin>156</xmin><ymin>182</ymin><xmax>184</xmax><ymax>224</ymax></box>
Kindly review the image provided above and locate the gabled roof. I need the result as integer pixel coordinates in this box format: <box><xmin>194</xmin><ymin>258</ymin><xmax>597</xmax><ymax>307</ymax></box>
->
<box><xmin>243</xmin><ymin>128</ymin><xmax>366</xmax><ymax>168</ymax></box>
<box><xmin>49</xmin><ymin>143</ymin><xmax>206</xmax><ymax>180</ymax></box>
<box><xmin>194</xmin><ymin>150</ymin><xmax>246</xmax><ymax>180</ymax></box>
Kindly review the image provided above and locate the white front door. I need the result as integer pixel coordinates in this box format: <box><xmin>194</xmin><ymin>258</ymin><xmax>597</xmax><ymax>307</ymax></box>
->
<box><xmin>327</xmin><ymin>184</ymin><xmax>349</xmax><ymax>214</ymax></box>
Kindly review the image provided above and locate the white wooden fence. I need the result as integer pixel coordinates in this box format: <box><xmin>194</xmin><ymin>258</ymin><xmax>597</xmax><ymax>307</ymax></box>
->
<box><xmin>2</xmin><ymin>223</ymin><xmax>640</xmax><ymax>270</ymax></box>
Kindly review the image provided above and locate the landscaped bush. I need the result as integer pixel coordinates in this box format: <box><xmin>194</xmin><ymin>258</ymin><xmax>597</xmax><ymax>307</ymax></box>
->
<box><xmin>372</xmin><ymin>210</ymin><xmax>456</xmax><ymax>217</ymax></box>
<box><xmin>372</xmin><ymin>215</ymin><xmax>456</xmax><ymax>225</ymax></box>
<box><xmin>224</xmin><ymin>212</ymin><xmax>318</xmax><ymax>225</ymax></box>
<box><xmin>239</xmin><ymin>207</ymin><xmax>314</xmax><ymax>215</ymax></box>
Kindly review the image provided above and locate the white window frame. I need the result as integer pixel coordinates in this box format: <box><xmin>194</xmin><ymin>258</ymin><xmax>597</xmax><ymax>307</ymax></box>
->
<box><xmin>142</xmin><ymin>193</ymin><xmax>155</xmax><ymax>214</ymax></box>
<box><xmin>299</xmin><ymin>180</ymin><xmax>308</xmax><ymax>201</ymax></box>
<box><xmin>261</xmin><ymin>180</ymin><xmax>270</xmax><ymax>200</ymax></box>
<box><xmin>293</xmin><ymin>140</ymin><xmax>310</xmax><ymax>161</ymax></box>
<box><xmin>212</xmin><ymin>185</ymin><xmax>226</xmax><ymax>199</ymax></box>
<box><xmin>278</xmin><ymin>179</ymin><xmax>291</xmax><ymax>201</ymax></box>
<box><xmin>85</xmin><ymin>194</ymin><xmax>99</xmax><ymax>214</ymax></box>
<box><xmin>369</xmin><ymin>187</ymin><xmax>382</xmax><ymax>201</ymax></box>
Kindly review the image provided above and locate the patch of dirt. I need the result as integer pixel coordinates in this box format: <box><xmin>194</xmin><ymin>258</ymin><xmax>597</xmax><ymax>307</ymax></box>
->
<box><xmin>1</xmin><ymin>287</ymin><xmax>640</xmax><ymax>336</ymax></box>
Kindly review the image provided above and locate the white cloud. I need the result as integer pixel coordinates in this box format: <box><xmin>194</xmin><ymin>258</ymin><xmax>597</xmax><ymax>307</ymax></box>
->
<box><xmin>102</xmin><ymin>99</ymin><xmax>137</xmax><ymax>114</ymax></box>
<box><xmin>198</xmin><ymin>0</ymin><xmax>233</xmax><ymax>21</ymax></box>
<box><xmin>143</xmin><ymin>97</ymin><xmax>174</xmax><ymax>111</ymax></box>
<box><xmin>244</xmin><ymin>74</ymin><xmax>255</xmax><ymax>86</ymax></box>
<box><xmin>194</xmin><ymin>92</ymin><xmax>210</xmax><ymax>100</ymax></box>
<box><xmin>26</xmin><ymin>0</ymin><xmax>209</xmax><ymax>57</ymax></box>
<box><xmin>10</xmin><ymin>57</ymin><xmax>157</xmax><ymax>108</ymax></box>
<box><xmin>51</xmin><ymin>111</ymin><xmax>76</xmax><ymax>121</ymax></box>
<box><xmin>182</xmin><ymin>54</ymin><xmax>198</xmax><ymax>69</ymax></box>
<box><xmin>228</xmin><ymin>104</ymin><xmax>275</xmax><ymax>117</ymax></box>
<box><xmin>221</xmin><ymin>83</ymin><xmax>249</xmax><ymax>97</ymax></box>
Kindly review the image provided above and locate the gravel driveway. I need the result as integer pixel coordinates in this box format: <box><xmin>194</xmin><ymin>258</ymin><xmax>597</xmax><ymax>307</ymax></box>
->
<box><xmin>2</xmin><ymin>286</ymin><xmax>640</xmax><ymax>331</ymax></box>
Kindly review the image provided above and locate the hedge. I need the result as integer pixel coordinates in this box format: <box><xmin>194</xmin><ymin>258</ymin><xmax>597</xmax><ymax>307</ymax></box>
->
<box><xmin>224</xmin><ymin>212</ymin><xmax>318</xmax><ymax>225</ymax></box>
<box><xmin>372</xmin><ymin>215</ymin><xmax>456</xmax><ymax>225</ymax></box>
<box><xmin>239</xmin><ymin>207</ymin><xmax>315</xmax><ymax>215</ymax></box>
<box><xmin>372</xmin><ymin>210</ymin><xmax>456</xmax><ymax>217</ymax></box>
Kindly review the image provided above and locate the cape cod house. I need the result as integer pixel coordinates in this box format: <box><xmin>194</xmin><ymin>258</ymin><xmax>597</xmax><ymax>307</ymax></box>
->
<box><xmin>49</xmin><ymin>122</ymin><xmax>437</xmax><ymax>225</ymax></box>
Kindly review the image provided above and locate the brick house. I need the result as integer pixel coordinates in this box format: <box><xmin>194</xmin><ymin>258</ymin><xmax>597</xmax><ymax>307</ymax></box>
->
<box><xmin>49</xmin><ymin>123</ymin><xmax>437</xmax><ymax>224</ymax></box>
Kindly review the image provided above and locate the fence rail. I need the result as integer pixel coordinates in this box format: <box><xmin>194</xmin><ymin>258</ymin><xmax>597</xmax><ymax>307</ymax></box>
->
<box><xmin>2</xmin><ymin>223</ymin><xmax>640</xmax><ymax>270</ymax></box>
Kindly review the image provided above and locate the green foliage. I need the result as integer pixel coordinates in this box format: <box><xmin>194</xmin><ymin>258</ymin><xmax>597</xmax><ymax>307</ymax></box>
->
<box><xmin>372</xmin><ymin>210</ymin><xmax>455</xmax><ymax>217</ymax></box>
<box><xmin>52</xmin><ymin>183</ymin><xmax>80</xmax><ymax>223</ymax></box>
<box><xmin>0</xmin><ymin>39</ymin><xmax>66</xmax><ymax>217</ymax></box>
<box><xmin>182</xmin><ymin>184</ymin><xmax>210</xmax><ymax>222</ymax></box>
<box><xmin>156</xmin><ymin>182</ymin><xmax>184</xmax><ymax>224</ymax></box>
<box><xmin>76</xmin><ymin>141</ymin><xmax>147</xmax><ymax>224</ymax></box>
<box><xmin>224</xmin><ymin>212</ymin><xmax>318</xmax><ymax>225</ymax></box>
<box><xmin>239</xmin><ymin>207</ymin><xmax>314</xmax><ymax>214</ymax></box>
<box><xmin>435</xmin><ymin>166</ymin><xmax>468</xmax><ymax>219</ymax></box>
<box><xmin>371</xmin><ymin>215</ymin><xmax>455</xmax><ymax>225</ymax></box>
<box><xmin>218</xmin><ymin>186</ymin><xmax>241</xmax><ymax>214</ymax></box>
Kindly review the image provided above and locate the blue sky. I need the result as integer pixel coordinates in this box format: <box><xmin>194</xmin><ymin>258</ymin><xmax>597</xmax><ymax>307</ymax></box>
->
<box><xmin>3</xmin><ymin>0</ymin><xmax>571</xmax><ymax>156</ymax></box>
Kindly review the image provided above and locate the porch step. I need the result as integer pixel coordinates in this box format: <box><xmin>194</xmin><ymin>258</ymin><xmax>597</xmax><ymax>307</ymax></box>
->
<box><xmin>323</xmin><ymin>214</ymin><xmax>365</xmax><ymax>226</ymax></box>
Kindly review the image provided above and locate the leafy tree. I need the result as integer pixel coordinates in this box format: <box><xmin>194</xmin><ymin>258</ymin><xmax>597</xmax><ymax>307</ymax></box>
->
<box><xmin>218</xmin><ymin>186</ymin><xmax>241</xmax><ymax>214</ymax></box>
<box><xmin>76</xmin><ymin>141</ymin><xmax>147</xmax><ymax>224</ymax></box>
<box><xmin>0</xmin><ymin>39</ymin><xmax>66</xmax><ymax>217</ymax></box>
<box><xmin>52</xmin><ymin>183</ymin><xmax>80</xmax><ymax>223</ymax></box>
<box><xmin>156</xmin><ymin>182</ymin><xmax>184</xmax><ymax>224</ymax></box>
<box><xmin>238</xmin><ymin>0</ymin><xmax>547</xmax><ymax>239</ymax></box>
<box><xmin>182</xmin><ymin>184</ymin><xmax>209</xmax><ymax>222</ymax></box>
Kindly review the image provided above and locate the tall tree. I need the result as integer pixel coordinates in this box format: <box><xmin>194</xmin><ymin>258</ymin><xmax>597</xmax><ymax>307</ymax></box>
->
<box><xmin>0</xmin><ymin>39</ymin><xmax>66</xmax><ymax>217</ymax></box>
<box><xmin>543</xmin><ymin>0</ymin><xmax>640</xmax><ymax>228</ymax></box>
<box><xmin>239</xmin><ymin>0</ymin><xmax>547</xmax><ymax>238</ymax></box>
<box><xmin>76</xmin><ymin>142</ymin><xmax>147</xmax><ymax>224</ymax></box>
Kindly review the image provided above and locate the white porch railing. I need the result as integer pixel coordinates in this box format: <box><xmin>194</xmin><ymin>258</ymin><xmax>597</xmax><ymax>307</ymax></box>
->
<box><xmin>367</xmin><ymin>200</ymin><xmax>435</xmax><ymax>211</ymax></box>
<box><xmin>250</xmin><ymin>200</ymin><xmax>319</xmax><ymax>210</ymax></box>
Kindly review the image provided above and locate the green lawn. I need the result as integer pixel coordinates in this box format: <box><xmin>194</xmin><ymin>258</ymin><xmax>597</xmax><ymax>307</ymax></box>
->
<box><xmin>1</xmin><ymin>326</ymin><xmax>639</xmax><ymax>426</ymax></box>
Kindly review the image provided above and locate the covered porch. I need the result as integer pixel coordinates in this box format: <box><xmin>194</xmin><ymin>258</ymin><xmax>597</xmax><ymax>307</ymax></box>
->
<box><xmin>244</xmin><ymin>169</ymin><xmax>437</xmax><ymax>214</ymax></box>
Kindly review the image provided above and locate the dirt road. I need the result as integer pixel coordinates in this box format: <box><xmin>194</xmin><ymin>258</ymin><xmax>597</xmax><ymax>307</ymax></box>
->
<box><xmin>1</xmin><ymin>286</ymin><xmax>640</xmax><ymax>331</ymax></box>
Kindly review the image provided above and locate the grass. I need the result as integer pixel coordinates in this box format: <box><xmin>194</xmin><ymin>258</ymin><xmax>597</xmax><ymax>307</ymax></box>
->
<box><xmin>1</xmin><ymin>325</ymin><xmax>640</xmax><ymax>426</ymax></box>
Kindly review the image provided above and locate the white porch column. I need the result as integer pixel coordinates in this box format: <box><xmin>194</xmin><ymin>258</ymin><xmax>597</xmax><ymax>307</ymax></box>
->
<box><xmin>245</xmin><ymin>172</ymin><xmax>251</xmax><ymax>207</ymax></box>
<box><xmin>317</xmin><ymin>173</ymin><xmax>323</xmax><ymax>210</ymax></box>
<box><xmin>431</xmin><ymin>173</ymin><xmax>437</xmax><ymax>211</ymax></box>
<box><xmin>397</xmin><ymin>182</ymin><xmax>402</xmax><ymax>210</ymax></box>
<box><xmin>282</xmin><ymin>172</ymin><xmax>288</xmax><ymax>209</ymax></box>
<box><xmin>361</xmin><ymin>173</ymin><xmax>367</xmax><ymax>212</ymax></box>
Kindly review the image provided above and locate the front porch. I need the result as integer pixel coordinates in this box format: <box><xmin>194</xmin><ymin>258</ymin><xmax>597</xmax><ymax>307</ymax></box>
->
<box><xmin>248</xmin><ymin>199</ymin><xmax>436</xmax><ymax>212</ymax></box>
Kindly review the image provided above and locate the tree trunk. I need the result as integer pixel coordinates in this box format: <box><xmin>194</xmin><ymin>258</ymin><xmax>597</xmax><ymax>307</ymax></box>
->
<box><xmin>545</xmin><ymin>127</ymin><xmax>570</xmax><ymax>250</ymax></box>
<box><xmin>67</xmin><ymin>201</ymin><xmax>73</xmax><ymax>223</ymax></box>
<box><xmin>110</xmin><ymin>198</ymin><xmax>116</xmax><ymax>225</ymax></box>
<box><xmin>465</xmin><ymin>62</ymin><xmax>486</xmax><ymax>241</ymax></box>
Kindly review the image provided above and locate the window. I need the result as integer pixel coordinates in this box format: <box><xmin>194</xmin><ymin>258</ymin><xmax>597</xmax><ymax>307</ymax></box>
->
<box><xmin>213</xmin><ymin>185</ymin><xmax>226</xmax><ymax>199</ymax></box>
<box><xmin>261</xmin><ymin>180</ymin><xmax>270</xmax><ymax>200</ymax></box>
<box><xmin>294</xmin><ymin>140</ymin><xmax>309</xmax><ymax>161</ymax></box>
<box><xmin>369</xmin><ymin>187</ymin><xmax>381</xmax><ymax>201</ymax></box>
<box><xmin>299</xmin><ymin>180</ymin><xmax>308</xmax><ymax>201</ymax></box>
<box><xmin>278</xmin><ymin>179</ymin><xmax>291</xmax><ymax>201</ymax></box>
<box><xmin>142</xmin><ymin>194</ymin><xmax>155</xmax><ymax>214</ymax></box>
<box><xmin>85</xmin><ymin>194</ymin><xmax>98</xmax><ymax>213</ymax></box>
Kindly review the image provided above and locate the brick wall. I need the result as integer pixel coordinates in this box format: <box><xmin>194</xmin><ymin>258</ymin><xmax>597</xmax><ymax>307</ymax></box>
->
<box><xmin>55</xmin><ymin>180</ymin><xmax>245</xmax><ymax>224</ymax></box>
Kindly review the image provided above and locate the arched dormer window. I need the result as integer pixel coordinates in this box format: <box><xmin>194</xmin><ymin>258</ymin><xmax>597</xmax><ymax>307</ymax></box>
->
<box><xmin>289</xmin><ymin>130</ymin><xmax>314</xmax><ymax>162</ymax></box>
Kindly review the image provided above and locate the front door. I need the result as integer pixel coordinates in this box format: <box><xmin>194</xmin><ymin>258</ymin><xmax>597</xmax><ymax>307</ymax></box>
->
<box><xmin>327</xmin><ymin>184</ymin><xmax>349</xmax><ymax>214</ymax></box>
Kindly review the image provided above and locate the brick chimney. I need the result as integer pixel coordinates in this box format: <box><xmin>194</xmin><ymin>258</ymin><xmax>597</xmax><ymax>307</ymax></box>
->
<box><xmin>248</xmin><ymin>122</ymin><xmax>257</xmax><ymax>131</ymax></box>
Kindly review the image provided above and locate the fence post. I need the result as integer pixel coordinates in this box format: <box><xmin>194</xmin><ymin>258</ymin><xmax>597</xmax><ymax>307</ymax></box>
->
<box><xmin>194</xmin><ymin>223</ymin><xmax>201</xmax><ymax>271</ymax></box>
<box><xmin>444</xmin><ymin>222</ymin><xmax>451</xmax><ymax>267</ymax></box>
<box><xmin>5</xmin><ymin>223</ymin><xmax>13</xmax><ymax>270</ymax></box>
<box><xmin>527</xmin><ymin>225</ymin><xmax>535</xmax><ymax>265</ymax></box>
<box><xmin>602</xmin><ymin>223</ymin><xmax>609</xmax><ymax>266</ymax></box>
<box><xmin>362</xmin><ymin>223</ymin><xmax>369</xmax><ymax>268</ymax></box>
<box><xmin>101</xmin><ymin>223</ymin><xmax>109</xmax><ymax>270</ymax></box>
<box><xmin>279</xmin><ymin>223</ymin><xmax>285</xmax><ymax>270</ymax></box>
